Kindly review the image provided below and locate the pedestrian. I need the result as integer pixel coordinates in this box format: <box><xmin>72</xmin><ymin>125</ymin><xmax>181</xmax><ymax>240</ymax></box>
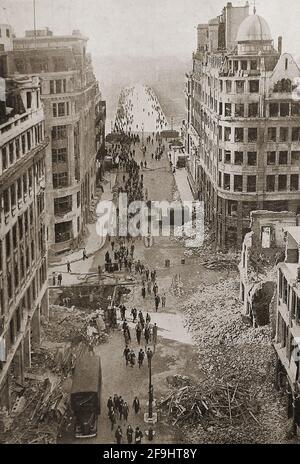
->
<box><xmin>122</xmin><ymin>402</ymin><xmax>129</xmax><ymax>422</ymax></box>
<box><xmin>146</xmin><ymin>312</ymin><xmax>151</xmax><ymax>324</ymax></box>
<box><xmin>152</xmin><ymin>323</ymin><xmax>158</xmax><ymax>350</ymax></box>
<box><xmin>131</xmin><ymin>307</ymin><xmax>137</xmax><ymax>323</ymax></box>
<box><xmin>109</xmin><ymin>406</ymin><xmax>116</xmax><ymax>431</ymax></box>
<box><xmin>107</xmin><ymin>396</ymin><xmax>113</xmax><ymax>413</ymax></box>
<box><xmin>135</xmin><ymin>427</ymin><xmax>143</xmax><ymax>444</ymax></box>
<box><xmin>52</xmin><ymin>272</ymin><xmax>56</xmax><ymax>286</ymax></box>
<box><xmin>82</xmin><ymin>248</ymin><xmax>88</xmax><ymax>260</ymax></box>
<box><xmin>57</xmin><ymin>273</ymin><xmax>62</xmax><ymax>286</ymax></box>
<box><xmin>132</xmin><ymin>397</ymin><xmax>141</xmax><ymax>414</ymax></box>
<box><xmin>67</xmin><ymin>261</ymin><xmax>71</xmax><ymax>273</ymax></box>
<box><xmin>113</xmin><ymin>394</ymin><xmax>119</xmax><ymax>412</ymax></box>
<box><xmin>144</xmin><ymin>325</ymin><xmax>150</xmax><ymax>346</ymax></box>
<box><xmin>115</xmin><ymin>425</ymin><xmax>123</xmax><ymax>444</ymax></box>
<box><xmin>118</xmin><ymin>396</ymin><xmax>124</xmax><ymax>420</ymax></box>
<box><xmin>136</xmin><ymin>322</ymin><xmax>142</xmax><ymax>345</ymax></box>
<box><xmin>153</xmin><ymin>283</ymin><xmax>158</xmax><ymax>296</ymax></box>
<box><xmin>138</xmin><ymin>349</ymin><xmax>145</xmax><ymax>368</ymax></box>
<box><xmin>161</xmin><ymin>293</ymin><xmax>166</xmax><ymax>308</ymax></box>
<box><xmin>126</xmin><ymin>425</ymin><xmax>134</xmax><ymax>444</ymax></box>
<box><xmin>129</xmin><ymin>349</ymin><xmax>136</xmax><ymax>367</ymax></box>
<box><xmin>155</xmin><ymin>294</ymin><xmax>160</xmax><ymax>312</ymax></box>
<box><xmin>123</xmin><ymin>345</ymin><xmax>130</xmax><ymax>366</ymax></box>
<box><xmin>141</xmin><ymin>285</ymin><xmax>146</xmax><ymax>299</ymax></box>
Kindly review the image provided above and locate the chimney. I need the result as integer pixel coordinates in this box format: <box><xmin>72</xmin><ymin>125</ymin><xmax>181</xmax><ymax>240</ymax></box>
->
<box><xmin>278</xmin><ymin>36</ymin><xmax>282</xmax><ymax>55</ymax></box>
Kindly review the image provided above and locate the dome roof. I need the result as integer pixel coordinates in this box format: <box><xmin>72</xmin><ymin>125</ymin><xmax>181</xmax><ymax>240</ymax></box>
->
<box><xmin>236</xmin><ymin>14</ymin><xmax>272</xmax><ymax>42</ymax></box>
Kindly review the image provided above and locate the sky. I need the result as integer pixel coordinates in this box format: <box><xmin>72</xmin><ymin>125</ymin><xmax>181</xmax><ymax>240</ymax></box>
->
<box><xmin>1</xmin><ymin>0</ymin><xmax>300</xmax><ymax>59</ymax></box>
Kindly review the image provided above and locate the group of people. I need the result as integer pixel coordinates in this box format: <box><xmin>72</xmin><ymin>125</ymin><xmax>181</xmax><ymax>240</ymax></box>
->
<box><xmin>107</xmin><ymin>394</ymin><xmax>147</xmax><ymax>443</ymax></box>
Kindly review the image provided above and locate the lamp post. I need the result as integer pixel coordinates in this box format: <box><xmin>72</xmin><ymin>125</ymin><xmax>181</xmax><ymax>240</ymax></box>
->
<box><xmin>144</xmin><ymin>348</ymin><xmax>157</xmax><ymax>424</ymax></box>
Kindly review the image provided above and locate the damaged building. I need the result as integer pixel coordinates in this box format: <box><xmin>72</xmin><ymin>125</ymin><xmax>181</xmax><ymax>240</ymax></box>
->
<box><xmin>184</xmin><ymin>2</ymin><xmax>300</xmax><ymax>250</ymax></box>
<box><xmin>274</xmin><ymin>227</ymin><xmax>300</xmax><ymax>431</ymax></box>
<box><xmin>239</xmin><ymin>210</ymin><xmax>300</xmax><ymax>328</ymax></box>
<box><xmin>0</xmin><ymin>75</ymin><xmax>48</xmax><ymax>410</ymax></box>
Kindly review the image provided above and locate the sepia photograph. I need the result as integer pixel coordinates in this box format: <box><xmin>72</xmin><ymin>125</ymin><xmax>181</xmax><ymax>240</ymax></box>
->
<box><xmin>0</xmin><ymin>0</ymin><xmax>300</xmax><ymax>449</ymax></box>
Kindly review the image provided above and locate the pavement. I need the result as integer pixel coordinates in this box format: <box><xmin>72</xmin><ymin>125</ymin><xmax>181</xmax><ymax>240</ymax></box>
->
<box><xmin>58</xmin><ymin>85</ymin><xmax>223</xmax><ymax>444</ymax></box>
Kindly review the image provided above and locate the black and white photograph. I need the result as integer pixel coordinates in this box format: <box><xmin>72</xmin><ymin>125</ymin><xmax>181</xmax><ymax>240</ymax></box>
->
<box><xmin>0</xmin><ymin>0</ymin><xmax>300</xmax><ymax>448</ymax></box>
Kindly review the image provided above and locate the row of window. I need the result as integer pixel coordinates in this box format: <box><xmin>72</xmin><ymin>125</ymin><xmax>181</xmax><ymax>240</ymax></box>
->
<box><xmin>218</xmin><ymin>173</ymin><xmax>300</xmax><ymax>193</ymax></box>
<box><xmin>219</xmin><ymin>126</ymin><xmax>300</xmax><ymax>143</ymax></box>
<box><xmin>219</xmin><ymin>149</ymin><xmax>300</xmax><ymax>166</ymax></box>
<box><xmin>219</xmin><ymin>102</ymin><xmax>259</xmax><ymax>118</ymax></box>
<box><xmin>1</xmin><ymin>123</ymin><xmax>44</xmax><ymax>174</ymax></box>
<box><xmin>49</xmin><ymin>79</ymin><xmax>67</xmax><ymax>95</ymax></box>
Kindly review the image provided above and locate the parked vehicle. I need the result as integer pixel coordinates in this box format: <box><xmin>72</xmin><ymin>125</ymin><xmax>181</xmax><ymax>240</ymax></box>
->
<box><xmin>70</xmin><ymin>355</ymin><xmax>102</xmax><ymax>438</ymax></box>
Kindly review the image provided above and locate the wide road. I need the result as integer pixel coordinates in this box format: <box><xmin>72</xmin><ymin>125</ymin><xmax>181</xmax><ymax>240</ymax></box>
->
<box><xmin>61</xmin><ymin>85</ymin><xmax>221</xmax><ymax>444</ymax></box>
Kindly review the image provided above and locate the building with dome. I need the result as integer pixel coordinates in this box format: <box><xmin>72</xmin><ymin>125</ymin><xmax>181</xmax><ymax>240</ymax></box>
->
<box><xmin>184</xmin><ymin>2</ymin><xmax>300</xmax><ymax>249</ymax></box>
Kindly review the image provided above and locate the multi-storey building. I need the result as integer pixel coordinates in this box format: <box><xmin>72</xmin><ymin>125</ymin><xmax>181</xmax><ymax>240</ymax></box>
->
<box><xmin>0</xmin><ymin>76</ymin><xmax>48</xmax><ymax>409</ymax></box>
<box><xmin>185</xmin><ymin>2</ymin><xmax>300</xmax><ymax>249</ymax></box>
<box><xmin>0</xmin><ymin>28</ymin><xmax>106</xmax><ymax>255</ymax></box>
<box><xmin>274</xmin><ymin>227</ymin><xmax>300</xmax><ymax>429</ymax></box>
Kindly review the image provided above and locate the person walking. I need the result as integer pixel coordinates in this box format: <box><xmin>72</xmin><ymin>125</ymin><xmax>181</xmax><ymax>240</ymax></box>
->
<box><xmin>147</xmin><ymin>280</ymin><xmax>152</xmax><ymax>295</ymax></box>
<box><xmin>138</xmin><ymin>348</ymin><xmax>145</xmax><ymax>368</ymax></box>
<box><xmin>123</xmin><ymin>345</ymin><xmax>130</xmax><ymax>366</ymax></box>
<box><xmin>161</xmin><ymin>293</ymin><xmax>166</xmax><ymax>308</ymax></box>
<box><xmin>129</xmin><ymin>349</ymin><xmax>136</xmax><ymax>368</ymax></box>
<box><xmin>144</xmin><ymin>325</ymin><xmax>150</xmax><ymax>346</ymax></box>
<box><xmin>57</xmin><ymin>273</ymin><xmax>62</xmax><ymax>286</ymax></box>
<box><xmin>141</xmin><ymin>285</ymin><xmax>146</xmax><ymax>299</ymax></box>
<box><xmin>146</xmin><ymin>347</ymin><xmax>153</xmax><ymax>367</ymax></box>
<box><xmin>135</xmin><ymin>427</ymin><xmax>143</xmax><ymax>444</ymax></box>
<box><xmin>136</xmin><ymin>322</ymin><xmax>142</xmax><ymax>345</ymax></box>
<box><xmin>113</xmin><ymin>394</ymin><xmax>119</xmax><ymax>412</ymax></box>
<box><xmin>115</xmin><ymin>425</ymin><xmax>123</xmax><ymax>444</ymax></box>
<box><xmin>146</xmin><ymin>312</ymin><xmax>151</xmax><ymax>324</ymax></box>
<box><xmin>126</xmin><ymin>425</ymin><xmax>134</xmax><ymax>444</ymax></box>
<box><xmin>153</xmin><ymin>283</ymin><xmax>158</xmax><ymax>296</ymax></box>
<box><xmin>132</xmin><ymin>397</ymin><xmax>141</xmax><ymax>415</ymax></box>
<box><xmin>107</xmin><ymin>396</ymin><xmax>113</xmax><ymax>414</ymax></box>
<box><xmin>52</xmin><ymin>272</ymin><xmax>56</xmax><ymax>286</ymax></box>
<box><xmin>122</xmin><ymin>402</ymin><xmax>129</xmax><ymax>423</ymax></box>
<box><xmin>118</xmin><ymin>396</ymin><xmax>124</xmax><ymax>420</ymax></box>
<box><xmin>67</xmin><ymin>261</ymin><xmax>71</xmax><ymax>273</ymax></box>
<box><xmin>109</xmin><ymin>406</ymin><xmax>116</xmax><ymax>431</ymax></box>
<box><xmin>131</xmin><ymin>307</ymin><xmax>137</xmax><ymax>323</ymax></box>
<box><xmin>154</xmin><ymin>294</ymin><xmax>160</xmax><ymax>312</ymax></box>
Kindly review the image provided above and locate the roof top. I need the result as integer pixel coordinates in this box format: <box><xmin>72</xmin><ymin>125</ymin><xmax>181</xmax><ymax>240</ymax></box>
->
<box><xmin>71</xmin><ymin>355</ymin><xmax>101</xmax><ymax>394</ymax></box>
<box><xmin>236</xmin><ymin>13</ymin><xmax>272</xmax><ymax>42</ymax></box>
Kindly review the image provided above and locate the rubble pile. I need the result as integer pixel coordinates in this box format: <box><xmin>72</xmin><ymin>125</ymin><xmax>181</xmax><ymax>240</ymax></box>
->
<box><xmin>169</xmin><ymin>277</ymin><xmax>291</xmax><ymax>443</ymax></box>
<box><xmin>159</xmin><ymin>379</ymin><xmax>261</xmax><ymax>430</ymax></box>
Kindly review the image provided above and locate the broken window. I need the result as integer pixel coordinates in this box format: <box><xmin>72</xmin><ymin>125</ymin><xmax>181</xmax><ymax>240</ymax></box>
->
<box><xmin>249</xmin><ymin>80</ymin><xmax>259</xmax><ymax>93</ymax></box>
<box><xmin>269</xmin><ymin>103</ymin><xmax>279</xmax><ymax>117</ymax></box>
<box><xmin>291</xmin><ymin>151</ymin><xmax>300</xmax><ymax>165</ymax></box>
<box><xmin>267</xmin><ymin>151</ymin><xmax>276</xmax><ymax>165</ymax></box>
<box><xmin>280</xmin><ymin>103</ymin><xmax>290</xmax><ymax>117</ymax></box>
<box><xmin>228</xmin><ymin>200</ymin><xmax>238</xmax><ymax>216</ymax></box>
<box><xmin>224</xmin><ymin>127</ymin><xmax>231</xmax><ymax>141</ymax></box>
<box><xmin>235</xmin><ymin>127</ymin><xmax>244</xmax><ymax>142</ymax></box>
<box><xmin>279</xmin><ymin>151</ymin><xmax>288</xmax><ymax>165</ymax></box>
<box><xmin>234</xmin><ymin>151</ymin><xmax>243</xmax><ymax>165</ymax></box>
<box><xmin>226</xmin><ymin>80</ymin><xmax>232</xmax><ymax>93</ymax></box>
<box><xmin>261</xmin><ymin>226</ymin><xmax>272</xmax><ymax>249</ymax></box>
<box><xmin>292</xmin><ymin>127</ymin><xmax>300</xmax><ymax>141</ymax></box>
<box><xmin>235</xmin><ymin>104</ymin><xmax>244</xmax><ymax>117</ymax></box>
<box><xmin>278</xmin><ymin>174</ymin><xmax>287</xmax><ymax>191</ymax></box>
<box><xmin>266</xmin><ymin>175</ymin><xmax>275</xmax><ymax>192</ymax></box>
<box><xmin>53</xmin><ymin>172</ymin><xmax>68</xmax><ymax>189</ymax></box>
<box><xmin>279</xmin><ymin>127</ymin><xmax>289</xmax><ymax>142</ymax></box>
<box><xmin>290</xmin><ymin>174</ymin><xmax>299</xmax><ymax>191</ymax></box>
<box><xmin>224</xmin><ymin>150</ymin><xmax>231</xmax><ymax>163</ymax></box>
<box><xmin>55</xmin><ymin>221</ymin><xmax>73</xmax><ymax>243</ymax></box>
<box><xmin>248</xmin><ymin>128</ymin><xmax>258</xmax><ymax>142</ymax></box>
<box><xmin>248</xmin><ymin>103</ymin><xmax>258</xmax><ymax>117</ymax></box>
<box><xmin>224</xmin><ymin>173</ymin><xmax>230</xmax><ymax>190</ymax></box>
<box><xmin>247</xmin><ymin>175</ymin><xmax>256</xmax><ymax>192</ymax></box>
<box><xmin>54</xmin><ymin>195</ymin><xmax>72</xmax><ymax>216</ymax></box>
<box><xmin>268</xmin><ymin>127</ymin><xmax>277</xmax><ymax>142</ymax></box>
<box><xmin>241</xmin><ymin>60</ymin><xmax>247</xmax><ymax>70</ymax></box>
<box><xmin>247</xmin><ymin>152</ymin><xmax>257</xmax><ymax>165</ymax></box>
<box><xmin>234</xmin><ymin>175</ymin><xmax>243</xmax><ymax>192</ymax></box>
<box><xmin>291</xmin><ymin>102</ymin><xmax>300</xmax><ymax>116</ymax></box>
<box><xmin>236</xmin><ymin>80</ymin><xmax>245</xmax><ymax>94</ymax></box>
<box><xmin>225</xmin><ymin>103</ymin><xmax>232</xmax><ymax>117</ymax></box>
